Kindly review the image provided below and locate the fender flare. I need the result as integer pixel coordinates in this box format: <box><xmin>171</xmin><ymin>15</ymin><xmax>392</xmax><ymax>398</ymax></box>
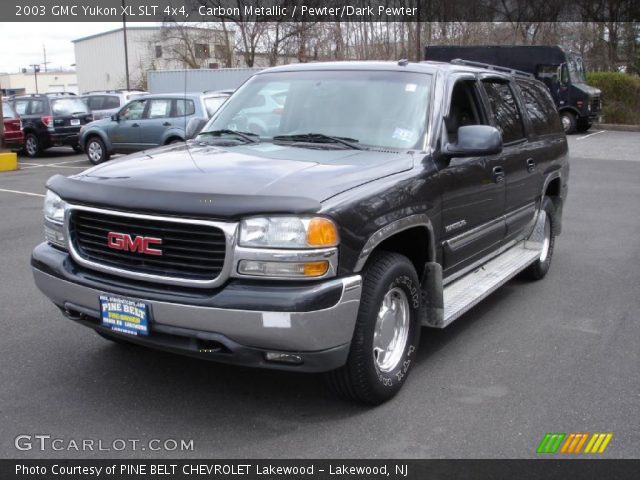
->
<box><xmin>353</xmin><ymin>214</ymin><xmax>436</xmax><ymax>272</ymax></box>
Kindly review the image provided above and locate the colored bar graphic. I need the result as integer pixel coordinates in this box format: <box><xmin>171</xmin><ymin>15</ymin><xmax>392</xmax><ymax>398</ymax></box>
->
<box><xmin>537</xmin><ymin>433</ymin><xmax>566</xmax><ymax>453</ymax></box>
<box><xmin>540</xmin><ymin>432</ymin><xmax>613</xmax><ymax>454</ymax></box>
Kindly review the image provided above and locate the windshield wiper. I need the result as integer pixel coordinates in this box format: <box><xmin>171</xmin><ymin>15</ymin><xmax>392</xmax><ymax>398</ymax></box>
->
<box><xmin>198</xmin><ymin>129</ymin><xmax>260</xmax><ymax>144</ymax></box>
<box><xmin>273</xmin><ymin>133</ymin><xmax>363</xmax><ymax>150</ymax></box>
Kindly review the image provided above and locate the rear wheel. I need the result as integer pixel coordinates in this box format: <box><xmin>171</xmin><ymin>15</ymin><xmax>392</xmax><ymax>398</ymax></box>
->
<box><xmin>522</xmin><ymin>196</ymin><xmax>556</xmax><ymax>280</ymax></box>
<box><xmin>24</xmin><ymin>133</ymin><xmax>41</xmax><ymax>158</ymax></box>
<box><xmin>325</xmin><ymin>252</ymin><xmax>421</xmax><ymax>405</ymax></box>
<box><xmin>86</xmin><ymin>136</ymin><xmax>109</xmax><ymax>165</ymax></box>
<box><xmin>560</xmin><ymin>111</ymin><xmax>577</xmax><ymax>134</ymax></box>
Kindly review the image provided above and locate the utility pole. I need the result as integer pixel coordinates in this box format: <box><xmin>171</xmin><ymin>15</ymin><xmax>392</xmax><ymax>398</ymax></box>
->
<box><xmin>28</xmin><ymin>64</ymin><xmax>41</xmax><ymax>93</ymax></box>
<box><xmin>42</xmin><ymin>44</ymin><xmax>50</xmax><ymax>72</ymax></box>
<box><xmin>122</xmin><ymin>0</ymin><xmax>131</xmax><ymax>90</ymax></box>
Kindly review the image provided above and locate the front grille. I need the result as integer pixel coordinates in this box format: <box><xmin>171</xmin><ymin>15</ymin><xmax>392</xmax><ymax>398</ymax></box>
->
<box><xmin>591</xmin><ymin>96</ymin><xmax>601</xmax><ymax>113</ymax></box>
<box><xmin>69</xmin><ymin>210</ymin><xmax>226</xmax><ymax>282</ymax></box>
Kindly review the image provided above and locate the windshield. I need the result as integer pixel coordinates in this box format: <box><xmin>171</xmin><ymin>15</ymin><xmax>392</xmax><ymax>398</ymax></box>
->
<box><xmin>2</xmin><ymin>101</ymin><xmax>17</xmax><ymax>118</ymax></box>
<box><xmin>567</xmin><ymin>56</ymin><xmax>587</xmax><ymax>83</ymax></box>
<box><xmin>202</xmin><ymin>70</ymin><xmax>432</xmax><ymax>150</ymax></box>
<box><xmin>51</xmin><ymin>98</ymin><xmax>90</xmax><ymax>116</ymax></box>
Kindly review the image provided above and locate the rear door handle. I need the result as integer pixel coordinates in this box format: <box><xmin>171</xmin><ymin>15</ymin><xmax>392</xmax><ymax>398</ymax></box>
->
<box><xmin>526</xmin><ymin>158</ymin><xmax>536</xmax><ymax>173</ymax></box>
<box><xmin>492</xmin><ymin>166</ymin><xmax>505</xmax><ymax>183</ymax></box>
<box><xmin>131</xmin><ymin>123</ymin><xmax>140</xmax><ymax>128</ymax></box>
<box><xmin>162</xmin><ymin>122</ymin><xmax>171</xmax><ymax>127</ymax></box>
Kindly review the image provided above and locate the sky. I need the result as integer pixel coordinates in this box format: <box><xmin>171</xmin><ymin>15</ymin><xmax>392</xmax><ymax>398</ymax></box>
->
<box><xmin>0</xmin><ymin>22</ymin><xmax>154</xmax><ymax>73</ymax></box>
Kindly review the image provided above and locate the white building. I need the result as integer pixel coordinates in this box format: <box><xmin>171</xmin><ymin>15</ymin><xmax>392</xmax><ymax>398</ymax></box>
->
<box><xmin>0</xmin><ymin>71</ymin><xmax>78</xmax><ymax>96</ymax></box>
<box><xmin>73</xmin><ymin>26</ymin><xmax>233</xmax><ymax>93</ymax></box>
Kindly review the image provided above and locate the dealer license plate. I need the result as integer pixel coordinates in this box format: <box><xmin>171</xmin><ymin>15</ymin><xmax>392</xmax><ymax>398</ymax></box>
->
<box><xmin>70</xmin><ymin>119</ymin><xmax>80</xmax><ymax>126</ymax></box>
<box><xmin>99</xmin><ymin>295</ymin><xmax>149</xmax><ymax>336</ymax></box>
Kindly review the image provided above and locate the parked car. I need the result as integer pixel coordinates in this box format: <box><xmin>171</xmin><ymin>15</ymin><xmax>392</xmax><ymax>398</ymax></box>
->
<box><xmin>33</xmin><ymin>61</ymin><xmax>568</xmax><ymax>404</ymax></box>
<box><xmin>2</xmin><ymin>100</ymin><xmax>24</xmax><ymax>150</ymax></box>
<box><xmin>80</xmin><ymin>90</ymin><xmax>148</xmax><ymax>120</ymax></box>
<box><xmin>79</xmin><ymin>91</ymin><xmax>232</xmax><ymax>164</ymax></box>
<box><xmin>11</xmin><ymin>93</ymin><xmax>93</xmax><ymax>157</ymax></box>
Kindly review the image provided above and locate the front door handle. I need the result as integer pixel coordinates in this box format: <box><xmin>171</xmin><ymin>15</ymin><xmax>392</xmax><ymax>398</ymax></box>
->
<box><xmin>492</xmin><ymin>166</ymin><xmax>505</xmax><ymax>183</ymax></box>
<box><xmin>162</xmin><ymin>122</ymin><xmax>171</xmax><ymax>127</ymax></box>
<box><xmin>131</xmin><ymin>123</ymin><xmax>140</xmax><ymax>128</ymax></box>
<box><xmin>526</xmin><ymin>158</ymin><xmax>536</xmax><ymax>173</ymax></box>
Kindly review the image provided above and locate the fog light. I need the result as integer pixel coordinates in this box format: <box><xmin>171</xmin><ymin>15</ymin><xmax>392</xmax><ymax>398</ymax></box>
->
<box><xmin>238</xmin><ymin>260</ymin><xmax>329</xmax><ymax>278</ymax></box>
<box><xmin>264</xmin><ymin>352</ymin><xmax>303</xmax><ymax>365</ymax></box>
<box><xmin>44</xmin><ymin>223</ymin><xmax>66</xmax><ymax>249</ymax></box>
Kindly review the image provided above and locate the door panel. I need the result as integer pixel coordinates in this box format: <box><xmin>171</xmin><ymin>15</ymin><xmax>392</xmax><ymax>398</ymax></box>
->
<box><xmin>481</xmin><ymin>78</ymin><xmax>538</xmax><ymax>242</ymax></box>
<box><xmin>110</xmin><ymin>99</ymin><xmax>147</xmax><ymax>151</ymax></box>
<box><xmin>139</xmin><ymin>98</ymin><xmax>172</xmax><ymax>147</ymax></box>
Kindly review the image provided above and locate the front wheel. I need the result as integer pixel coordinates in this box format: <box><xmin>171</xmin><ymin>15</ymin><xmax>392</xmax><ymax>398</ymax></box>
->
<box><xmin>325</xmin><ymin>252</ymin><xmax>421</xmax><ymax>405</ymax></box>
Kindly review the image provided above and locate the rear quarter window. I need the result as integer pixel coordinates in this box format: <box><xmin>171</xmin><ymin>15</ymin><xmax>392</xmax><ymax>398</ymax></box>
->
<box><xmin>517</xmin><ymin>81</ymin><xmax>562</xmax><ymax>136</ymax></box>
<box><xmin>14</xmin><ymin>100</ymin><xmax>29</xmax><ymax>115</ymax></box>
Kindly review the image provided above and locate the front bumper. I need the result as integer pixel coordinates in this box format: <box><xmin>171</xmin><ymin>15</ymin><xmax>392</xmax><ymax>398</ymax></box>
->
<box><xmin>31</xmin><ymin>243</ymin><xmax>362</xmax><ymax>372</ymax></box>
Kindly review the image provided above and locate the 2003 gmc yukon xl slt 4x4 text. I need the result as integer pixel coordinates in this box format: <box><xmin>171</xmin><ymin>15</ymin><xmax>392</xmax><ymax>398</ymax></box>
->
<box><xmin>32</xmin><ymin>61</ymin><xmax>568</xmax><ymax>404</ymax></box>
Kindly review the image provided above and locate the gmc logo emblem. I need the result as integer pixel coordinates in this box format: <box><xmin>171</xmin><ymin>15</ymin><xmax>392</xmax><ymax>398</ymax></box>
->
<box><xmin>107</xmin><ymin>232</ymin><xmax>163</xmax><ymax>256</ymax></box>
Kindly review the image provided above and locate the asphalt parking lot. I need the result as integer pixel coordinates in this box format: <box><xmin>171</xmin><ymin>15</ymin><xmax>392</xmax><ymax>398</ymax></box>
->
<box><xmin>0</xmin><ymin>130</ymin><xmax>638</xmax><ymax>459</ymax></box>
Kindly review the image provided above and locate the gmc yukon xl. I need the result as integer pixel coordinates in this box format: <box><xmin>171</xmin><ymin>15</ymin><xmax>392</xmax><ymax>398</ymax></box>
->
<box><xmin>32</xmin><ymin>61</ymin><xmax>569</xmax><ymax>404</ymax></box>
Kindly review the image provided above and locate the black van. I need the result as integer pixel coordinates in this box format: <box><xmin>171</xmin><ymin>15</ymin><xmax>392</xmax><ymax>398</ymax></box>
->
<box><xmin>12</xmin><ymin>93</ymin><xmax>93</xmax><ymax>157</ymax></box>
<box><xmin>425</xmin><ymin>45</ymin><xmax>602</xmax><ymax>133</ymax></box>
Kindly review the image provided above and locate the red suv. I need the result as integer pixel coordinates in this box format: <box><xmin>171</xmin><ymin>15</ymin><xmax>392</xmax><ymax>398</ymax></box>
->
<box><xmin>2</xmin><ymin>100</ymin><xmax>24</xmax><ymax>150</ymax></box>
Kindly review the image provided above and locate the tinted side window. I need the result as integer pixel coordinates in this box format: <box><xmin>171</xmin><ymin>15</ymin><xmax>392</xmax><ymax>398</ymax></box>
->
<box><xmin>103</xmin><ymin>96</ymin><xmax>121</xmax><ymax>109</ymax></box>
<box><xmin>482</xmin><ymin>81</ymin><xmax>525</xmax><ymax>144</ymax></box>
<box><xmin>517</xmin><ymin>81</ymin><xmax>562</xmax><ymax>136</ymax></box>
<box><xmin>15</xmin><ymin>100</ymin><xmax>29</xmax><ymax>115</ymax></box>
<box><xmin>30</xmin><ymin>99</ymin><xmax>46</xmax><ymax>115</ymax></box>
<box><xmin>174</xmin><ymin>99</ymin><xmax>195</xmax><ymax>117</ymax></box>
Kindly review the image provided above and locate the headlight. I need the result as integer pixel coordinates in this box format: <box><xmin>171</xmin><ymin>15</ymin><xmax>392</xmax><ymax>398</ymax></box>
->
<box><xmin>239</xmin><ymin>216</ymin><xmax>339</xmax><ymax>249</ymax></box>
<box><xmin>43</xmin><ymin>190</ymin><xmax>67</xmax><ymax>249</ymax></box>
<box><xmin>44</xmin><ymin>190</ymin><xmax>66</xmax><ymax>224</ymax></box>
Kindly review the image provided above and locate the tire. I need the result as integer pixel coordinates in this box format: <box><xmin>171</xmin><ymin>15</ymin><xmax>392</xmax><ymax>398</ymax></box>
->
<box><xmin>96</xmin><ymin>330</ymin><xmax>136</xmax><ymax>347</ymax></box>
<box><xmin>522</xmin><ymin>196</ymin><xmax>556</xmax><ymax>281</ymax></box>
<box><xmin>325</xmin><ymin>251</ymin><xmax>422</xmax><ymax>405</ymax></box>
<box><xmin>85</xmin><ymin>136</ymin><xmax>109</xmax><ymax>165</ymax></box>
<box><xmin>24</xmin><ymin>133</ymin><xmax>42</xmax><ymax>158</ymax></box>
<box><xmin>576</xmin><ymin>119</ymin><xmax>592</xmax><ymax>133</ymax></box>
<box><xmin>560</xmin><ymin>111</ymin><xmax>577</xmax><ymax>134</ymax></box>
<box><xmin>167</xmin><ymin>137</ymin><xmax>183</xmax><ymax>145</ymax></box>
<box><xmin>72</xmin><ymin>144</ymin><xmax>83</xmax><ymax>153</ymax></box>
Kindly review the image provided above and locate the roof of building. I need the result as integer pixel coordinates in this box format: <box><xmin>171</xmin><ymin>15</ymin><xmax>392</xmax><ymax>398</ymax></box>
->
<box><xmin>72</xmin><ymin>26</ymin><xmax>227</xmax><ymax>44</ymax></box>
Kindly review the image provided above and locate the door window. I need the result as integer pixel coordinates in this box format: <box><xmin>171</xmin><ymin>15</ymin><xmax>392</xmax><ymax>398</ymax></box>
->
<box><xmin>147</xmin><ymin>99</ymin><xmax>172</xmax><ymax>119</ymax></box>
<box><xmin>516</xmin><ymin>81</ymin><xmax>562</xmax><ymax>136</ymax></box>
<box><xmin>174</xmin><ymin>99</ymin><xmax>195</xmax><ymax>117</ymax></box>
<box><xmin>14</xmin><ymin>100</ymin><xmax>29</xmax><ymax>115</ymax></box>
<box><xmin>119</xmin><ymin>100</ymin><xmax>147</xmax><ymax>120</ymax></box>
<box><xmin>482</xmin><ymin>80</ymin><xmax>526</xmax><ymax>144</ymax></box>
<box><xmin>446</xmin><ymin>80</ymin><xmax>486</xmax><ymax>143</ymax></box>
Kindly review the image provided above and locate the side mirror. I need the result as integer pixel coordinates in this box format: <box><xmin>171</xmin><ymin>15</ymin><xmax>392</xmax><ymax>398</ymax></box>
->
<box><xmin>444</xmin><ymin>125</ymin><xmax>503</xmax><ymax>158</ymax></box>
<box><xmin>186</xmin><ymin>117</ymin><xmax>208</xmax><ymax>140</ymax></box>
<box><xmin>111</xmin><ymin>114</ymin><xmax>119</xmax><ymax>122</ymax></box>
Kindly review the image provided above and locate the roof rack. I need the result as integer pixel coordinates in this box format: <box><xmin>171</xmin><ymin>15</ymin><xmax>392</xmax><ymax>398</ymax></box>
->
<box><xmin>45</xmin><ymin>91</ymin><xmax>77</xmax><ymax>96</ymax></box>
<box><xmin>450</xmin><ymin>59</ymin><xmax>534</xmax><ymax>79</ymax></box>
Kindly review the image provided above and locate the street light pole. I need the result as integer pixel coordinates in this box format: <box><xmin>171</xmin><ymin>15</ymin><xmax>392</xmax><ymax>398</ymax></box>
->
<box><xmin>122</xmin><ymin>0</ymin><xmax>131</xmax><ymax>90</ymax></box>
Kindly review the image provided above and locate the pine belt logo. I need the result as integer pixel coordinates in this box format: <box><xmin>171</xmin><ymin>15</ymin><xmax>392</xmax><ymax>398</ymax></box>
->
<box><xmin>537</xmin><ymin>432</ymin><xmax>613</xmax><ymax>454</ymax></box>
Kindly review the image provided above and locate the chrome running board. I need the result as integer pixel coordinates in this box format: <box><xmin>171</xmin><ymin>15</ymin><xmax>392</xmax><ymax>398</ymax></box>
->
<box><xmin>433</xmin><ymin>211</ymin><xmax>547</xmax><ymax>328</ymax></box>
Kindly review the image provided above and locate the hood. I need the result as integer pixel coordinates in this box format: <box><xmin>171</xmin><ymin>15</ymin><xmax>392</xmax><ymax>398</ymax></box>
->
<box><xmin>48</xmin><ymin>142</ymin><xmax>414</xmax><ymax>218</ymax></box>
<box><xmin>573</xmin><ymin>83</ymin><xmax>601</xmax><ymax>97</ymax></box>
